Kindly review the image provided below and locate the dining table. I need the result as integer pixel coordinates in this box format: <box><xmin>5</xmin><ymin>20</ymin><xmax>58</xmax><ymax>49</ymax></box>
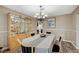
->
<box><xmin>22</xmin><ymin>33</ymin><xmax>56</xmax><ymax>53</ymax></box>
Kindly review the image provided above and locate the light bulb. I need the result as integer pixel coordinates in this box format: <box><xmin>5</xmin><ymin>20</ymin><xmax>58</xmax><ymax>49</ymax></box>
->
<box><xmin>36</xmin><ymin>13</ymin><xmax>39</xmax><ymax>16</ymax></box>
<box><xmin>34</xmin><ymin>15</ymin><xmax>37</xmax><ymax>18</ymax></box>
<box><xmin>44</xmin><ymin>15</ymin><xmax>48</xmax><ymax>17</ymax></box>
<box><xmin>43</xmin><ymin>16</ymin><xmax>45</xmax><ymax>18</ymax></box>
<box><xmin>41</xmin><ymin>13</ymin><xmax>44</xmax><ymax>15</ymax></box>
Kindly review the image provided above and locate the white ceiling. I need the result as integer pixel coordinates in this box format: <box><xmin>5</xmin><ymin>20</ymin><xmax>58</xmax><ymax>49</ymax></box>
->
<box><xmin>3</xmin><ymin>5</ymin><xmax>78</xmax><ymax>17</ymax></box>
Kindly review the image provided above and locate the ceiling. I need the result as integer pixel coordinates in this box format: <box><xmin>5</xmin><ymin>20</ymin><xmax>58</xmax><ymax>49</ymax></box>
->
<box><xmin>3</xmin><ymin>5</ymin><xmax>78</xmax><ymax>17</ymax></box>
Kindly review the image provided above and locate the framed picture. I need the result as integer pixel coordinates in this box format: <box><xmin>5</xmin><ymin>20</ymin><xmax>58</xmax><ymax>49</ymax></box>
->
<box><xmin>48</xmin><ymin>18</ymin><xmax>56</xmax><ymax>28</ymax></box>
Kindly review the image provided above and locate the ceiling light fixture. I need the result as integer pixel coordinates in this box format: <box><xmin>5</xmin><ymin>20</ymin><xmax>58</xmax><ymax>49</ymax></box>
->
<box><xmin>34</xmin><ymin>5</ymin><xmax>48</xmax><ymax>22</ymax></box>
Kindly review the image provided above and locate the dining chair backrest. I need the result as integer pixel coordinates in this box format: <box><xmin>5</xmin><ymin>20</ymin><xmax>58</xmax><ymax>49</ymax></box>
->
<box><xmin>59</xmin><ymin>36</ymin><xmax>62</xmax><ymax>42</ymax></box>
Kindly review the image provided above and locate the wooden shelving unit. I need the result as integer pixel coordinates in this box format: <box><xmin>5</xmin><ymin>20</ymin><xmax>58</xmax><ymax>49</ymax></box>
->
<box><xmin>7</xmin><ymin>13</ymin><xmax>33</xmax><ymax>37</ymax></box>
<box><xmin>8</xmin><ymin>13</ymin><xmax>21</xmax><ymax>37</ymax></box>
<box><xmin>25</xmin><ymin>17</ymin><xmax>33</xmax><ymax>34</ymax></box>
<box><xmin>7</xmin><ymin>13</ymin><xmax>34</xmax><ymax>51</ymax></box>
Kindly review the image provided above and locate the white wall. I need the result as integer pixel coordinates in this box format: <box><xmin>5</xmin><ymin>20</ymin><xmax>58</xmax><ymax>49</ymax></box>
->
<box><xmin>43</xmin><ymin>14</ymin><xmax>75</xmax><ymax>44</ymax></box>
<box><xmin>0</xmin><ymin>12</ymin><xmax>8</xmax><ymax>47</ymax></box>
<box><xmin>76</xmin><ymin>14</ymin><xmax>79</xmax><ymax>48</ymax></box>
<box><xmin>72</xmin><ymin>7</ymin><xmax>79</xmax><ymax>48</ymax></box>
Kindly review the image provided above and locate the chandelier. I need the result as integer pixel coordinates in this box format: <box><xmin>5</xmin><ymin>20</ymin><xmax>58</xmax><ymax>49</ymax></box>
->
<box><xmin>34</xmin><ymin>5</ymin><xmax>48</xmax><ymax>22</ymax></box>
